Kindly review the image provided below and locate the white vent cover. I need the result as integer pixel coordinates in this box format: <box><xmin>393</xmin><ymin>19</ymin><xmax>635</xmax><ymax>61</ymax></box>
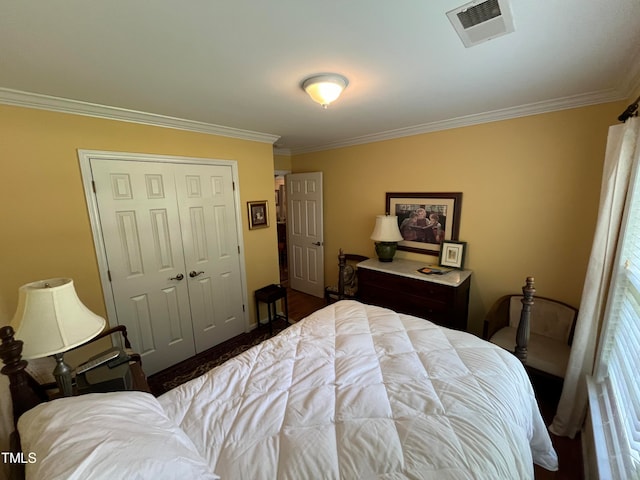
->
<box><xmin>447</xmin><ymin>0</ymin><xmax>515</xmax><ymax>48</ymax></box>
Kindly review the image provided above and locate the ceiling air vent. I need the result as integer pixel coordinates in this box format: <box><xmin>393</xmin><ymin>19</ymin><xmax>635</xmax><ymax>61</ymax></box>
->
<box><xmin>447</xmin><ymin>0</ymin><xmax>515</xmax><ymax>48</ymax></box>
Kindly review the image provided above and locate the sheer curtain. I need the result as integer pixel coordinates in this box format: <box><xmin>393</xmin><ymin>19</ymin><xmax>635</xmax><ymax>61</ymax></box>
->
<box><xmin>550</xmin><ymin>117</ymin><xmax>640</xmax><ymax>438</ymax></box>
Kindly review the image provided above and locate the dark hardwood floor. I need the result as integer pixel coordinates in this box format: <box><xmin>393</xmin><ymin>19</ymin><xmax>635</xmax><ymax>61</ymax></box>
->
<box><xmin>284</xmin><ymin>285</ymin><xmax>327</xmax><ymax>321</ymax></box>
<box><xmin>279</xmin><ymin>263</ymin><xmax>328</xmax><ymax>322</ymax></box>
<box><xmin>531</xmin><ymin>377</ymin><xmax>584</xmax><ymax>480</ymax></box>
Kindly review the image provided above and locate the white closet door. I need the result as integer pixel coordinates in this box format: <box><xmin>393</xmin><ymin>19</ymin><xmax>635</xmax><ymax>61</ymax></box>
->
<box><xmin>91</xmin><ymin>160</ymin><xmax>196</xmax><ymax>374</ymax></box>
<box><xmin>174</xmin><ymin>164</ymin><xmax>245</xmax><ymax>352</ymax></box>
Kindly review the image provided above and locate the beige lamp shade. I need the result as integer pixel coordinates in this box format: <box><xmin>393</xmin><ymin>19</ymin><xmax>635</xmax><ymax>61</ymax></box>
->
<box><xmin>370</xmin><ymin>215</ymin><xmax>404</xmax><ymax>242</ymax></box>
<box><xmin>10</xmin><ymin>278</ymin><xmax>106</xmax><ymax>359</ymax></box>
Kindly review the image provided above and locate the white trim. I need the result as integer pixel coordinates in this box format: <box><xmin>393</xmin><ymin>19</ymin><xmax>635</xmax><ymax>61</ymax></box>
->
<box><xmin>0</xmin><ymin>86</ymin><xmax>630</xmax><ymax>155</ymax></box>
<box><xmin>273</xmin><ymin>147</ymin><xmax>292</xmax><ymax>156</ymax></box>
<box><xmin>289</xmin><ymin>89</ymin><xmax>627</xmax><ymax>154</ymax></box>
<box><xmin>77</xmin><ymin>149</ymin><xmax>250</xmax><ymax>333</ymax></box>
<box><xmin>0</xmin><ymin>88</ymin><xmax>280</xmax><ymax>145</ymax></box>
<box><xmin>586</xmin><ymin>375</ymin><xmax>628</xmax><ymax>480</ymax></box>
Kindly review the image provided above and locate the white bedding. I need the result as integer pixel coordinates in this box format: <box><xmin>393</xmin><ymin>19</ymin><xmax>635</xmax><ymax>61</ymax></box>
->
<box><xmin>159</xmin><ymin>300</ymin><xmax>558</xmax><ymax>479</ymax></box>
<box><xmin>18</xmin><ymin>392</ymin><xmax>218</xmax><ymax>480</ymax></box>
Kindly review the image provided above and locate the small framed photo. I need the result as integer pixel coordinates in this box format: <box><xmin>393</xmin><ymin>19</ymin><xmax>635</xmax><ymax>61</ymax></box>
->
<box><xmin>439</xmin><ymin>240</ymin><xmax>466</xmax><ymax>269</ymax></box>
<box><xmin>248</xmin><ymin>201</ymin><xmax>269</xmax><ymax>229</ymax></box>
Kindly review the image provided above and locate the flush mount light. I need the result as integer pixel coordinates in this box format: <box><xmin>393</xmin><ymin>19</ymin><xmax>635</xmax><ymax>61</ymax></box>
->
<box><xmin>301</xmin><ymin>74</ymin><xmax>349</xmax><ymax>108</ymax></box>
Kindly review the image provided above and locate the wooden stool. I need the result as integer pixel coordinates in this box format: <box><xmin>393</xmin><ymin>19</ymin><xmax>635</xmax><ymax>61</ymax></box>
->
<box><xmin>254</xmin><ymin>284</ymin><xmax>288</xmax><ymax>335</ymax></box>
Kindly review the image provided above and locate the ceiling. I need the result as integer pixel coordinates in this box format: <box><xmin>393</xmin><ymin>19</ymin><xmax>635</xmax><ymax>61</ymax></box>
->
<box><xmin>1</xmin><ymin>1</ymin><xmax>639</xmax><ymax>154</ymax></box>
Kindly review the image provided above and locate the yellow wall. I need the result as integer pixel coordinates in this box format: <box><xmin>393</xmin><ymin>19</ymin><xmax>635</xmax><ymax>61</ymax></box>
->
<box><xmin>274</xmin><ymin>154</ymin><xmax>292</xmax><ymax>172</ymax></box>
<box><xmin>0</xmin><ymin>104</ymin><xmax>280</xmax><ymax>329</ymax></box>
<box><xmin>292</xmin><ymin>102</ymin><xmax>626</xmax><ymax>335</ymax></box>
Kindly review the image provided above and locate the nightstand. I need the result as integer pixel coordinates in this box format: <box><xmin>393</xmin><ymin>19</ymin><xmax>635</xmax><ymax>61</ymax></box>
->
<box><xmin>255</xmin><ymin>284</ymin><xmax>289</xmax><ymax>335</ymax></box>
<box><xmin>76</xmin><ymin>360</ymin><xmax>150</xmax><ymax>394</ymax></box>
<box><xmin>28</xmin><ymin>354</ymin><xmax>151</xmax><ymax>398</ymax></box>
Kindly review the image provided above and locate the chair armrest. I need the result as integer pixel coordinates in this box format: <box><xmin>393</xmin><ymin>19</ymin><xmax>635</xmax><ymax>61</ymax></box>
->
<box><xmin>482</xmin><ymin>295</ymin><xmax>511</xmax><ymax>340</ymax></box>
<box><xmin>68</xmin><ymin>324</ymin><xmax>143</xmax><ymax>368</ymax></box>
<box><xmin>81</xmin><ymin>325</ymin><xmax>133</xmax><ymax>350</ymax></box>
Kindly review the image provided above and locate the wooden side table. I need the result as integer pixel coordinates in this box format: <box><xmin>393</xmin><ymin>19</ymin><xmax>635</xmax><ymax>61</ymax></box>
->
<box><xmin>255</xmin><ymin>284</ymin><xmax>289</xmax><ymax>335</ymax></box>
<box><xmin>75</xmin><ymin>360</ymin><xmax>150</xmax><ymax>395</ymax></box>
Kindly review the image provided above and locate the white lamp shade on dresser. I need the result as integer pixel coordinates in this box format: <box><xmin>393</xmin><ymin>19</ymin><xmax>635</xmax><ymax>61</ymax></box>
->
<box><xmin>370</xmin><ymin>215</ymin><xmax>403</xmax><ymax>242</ymax></box>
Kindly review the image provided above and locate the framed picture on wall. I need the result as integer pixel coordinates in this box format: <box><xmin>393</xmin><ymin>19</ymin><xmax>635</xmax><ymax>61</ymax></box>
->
<box><xmin>385</xmin><ymin>192</ymin><xmax>462</xmax><ymax>256</ymax></box>
<box><xmin>248</xmin><ymin>201</ymin><xmax>269</xmax><ymax>229</ymax></box>
<box><xmin>439</xmin><ymin>240</ymin><xmax>467</xmax><ymax>269</ymax></box>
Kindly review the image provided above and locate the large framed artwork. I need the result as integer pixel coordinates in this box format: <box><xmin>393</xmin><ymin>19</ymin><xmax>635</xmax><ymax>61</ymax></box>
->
<box><xmin>385</xmin><ymin>192</ymin><xmax>462</xmax><ymax>256</ymax></box>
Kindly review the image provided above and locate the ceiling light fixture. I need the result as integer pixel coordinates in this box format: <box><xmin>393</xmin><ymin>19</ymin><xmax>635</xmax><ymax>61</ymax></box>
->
<box><xmin>302</xmin><ymin>74</ymin><xmax>349</xmax><ymax>109</ymax></box>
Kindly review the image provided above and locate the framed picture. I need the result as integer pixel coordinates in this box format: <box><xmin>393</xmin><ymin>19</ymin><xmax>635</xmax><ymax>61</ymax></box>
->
<box><xmin>248</xmin><ymin>201</ymin><xmax>269</xmax><ymax>229</ymax></box>
<box><xmin>386</xmin><ymin>192</ymin><xmax>462</xmax><ymax>256</ymax></box>
<box><xmin>439</xmin><ymin>240</ymin><xmax>467</xmax><ymax>269</ymax></box>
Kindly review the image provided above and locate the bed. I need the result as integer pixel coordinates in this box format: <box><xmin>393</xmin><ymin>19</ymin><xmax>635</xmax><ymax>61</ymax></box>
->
<box><xmin>1</xmin><ymin>300</ymin><xmax>558</xmax><ymax>479</ymax></box>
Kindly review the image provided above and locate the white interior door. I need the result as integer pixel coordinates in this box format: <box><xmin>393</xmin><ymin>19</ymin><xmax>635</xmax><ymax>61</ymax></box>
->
<box><xmin>174</xmin><ymin>164</ymin><xmax>245</xmax><ymax>352</ymax></box>
<box><xmin>91</xmin><ymin>160</ymin><xmax>195</xmax><ymax>374</ymax></box>
<box><xmin>89</xmin><ymin>157</ymin><xmax>247</xmax><ymax>374</ymax></box>
<box><xmin>286</xmin><ymin>172</ymin><xmax>324</xmax><ymax>297</ymax></box>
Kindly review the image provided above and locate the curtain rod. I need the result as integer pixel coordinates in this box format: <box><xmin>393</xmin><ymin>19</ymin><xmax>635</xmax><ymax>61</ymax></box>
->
<box><xmin>618</xmin><ymin>94</ymin><xmax>640</xmax><ymax>122</ymax></box>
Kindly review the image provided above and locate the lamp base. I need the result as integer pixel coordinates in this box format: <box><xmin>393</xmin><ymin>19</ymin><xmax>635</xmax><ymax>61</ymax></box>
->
<box><xmin>374</xmin><ymin>242</ymin><xmax>398</xmax><ymax>262</ymax></box>
<box><xmin>52</xmin><ymin>352</ymin><xmax>74</xmax><ymax>397</ymax></box>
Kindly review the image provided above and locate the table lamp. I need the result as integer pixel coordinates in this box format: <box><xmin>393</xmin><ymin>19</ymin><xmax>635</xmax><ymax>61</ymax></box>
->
<box><xmin>370</xmin><ymin>214</ymin><xmax>404</xmax><ymax>262</ymax></box>
<box><xmin>10</xmin><ymin>278</ymin><xmax>106</xmax><ymax>397</ymax></box>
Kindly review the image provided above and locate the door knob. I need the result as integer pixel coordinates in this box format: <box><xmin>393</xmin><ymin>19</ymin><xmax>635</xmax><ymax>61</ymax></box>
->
<box><xmin>169</xmin><ymin>273</ymin><xmax>184</xmax><ymax>281</ymax></box>
<box><xmin>189</xmin><ymin>270</ymin><xmax>205</xmax><ymax>278</ymax></box>
<box><xmin>312</xmin><ymin>241</ymin><xmax>322</xmax><ymax>246</ymax></box>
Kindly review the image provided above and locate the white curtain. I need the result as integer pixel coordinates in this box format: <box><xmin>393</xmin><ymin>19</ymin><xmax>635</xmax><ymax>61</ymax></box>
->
<box><xmin>550</xmin><ymin>117</ymin><xmax>640</xmax><ymax>437</ymax></box>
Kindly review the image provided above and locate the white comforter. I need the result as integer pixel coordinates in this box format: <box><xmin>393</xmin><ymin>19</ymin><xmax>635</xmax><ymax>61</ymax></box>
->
<box><xmin>159</xmin><ymin>300</ymin><xmax>558</xmax><ymax>479</ymax></box>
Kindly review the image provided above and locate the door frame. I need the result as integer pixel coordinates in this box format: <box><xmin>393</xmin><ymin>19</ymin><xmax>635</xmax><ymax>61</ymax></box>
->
<box><xmin>78</xmin><ymin>149</ymin><xmax>250</xmax><ymax>332</ymax></box>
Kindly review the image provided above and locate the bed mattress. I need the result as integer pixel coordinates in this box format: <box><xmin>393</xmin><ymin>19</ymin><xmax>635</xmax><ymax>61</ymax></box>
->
<box><xmin>159</xmin><ymin>300</ymin><xmax>558</xmax><ymax>479</ymax></box>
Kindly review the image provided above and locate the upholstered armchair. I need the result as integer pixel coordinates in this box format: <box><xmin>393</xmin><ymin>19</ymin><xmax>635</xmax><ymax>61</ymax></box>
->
<box><xmin>483</xmin><ymin>289</ymin><xmax>578</xmax><ymax>380</ymax></box>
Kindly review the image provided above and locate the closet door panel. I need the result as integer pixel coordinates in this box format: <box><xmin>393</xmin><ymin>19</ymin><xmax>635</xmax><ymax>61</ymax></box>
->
<box><xmin>175</xmin><ymin>164</ymin><xmax>245</xmax><ymax>353</ymax></box>
<box><xmin>91</xmin><ymin>160</ymin><xmax>196</xmax><ymax>374</ymax></box>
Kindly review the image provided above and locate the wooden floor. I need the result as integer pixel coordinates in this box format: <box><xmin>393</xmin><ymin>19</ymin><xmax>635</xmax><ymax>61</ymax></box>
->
<box><xmin>279</xmin><ymin>264</ymin><xmax>327</xmax><ymax>322</ymax></box>
<box><xmin>532</xmin><ymin>378</ymin><xmax>584</xmax><ymax>480</ymax></box>
<box><xmin>284</xmin><ymin>285</ymin><xmax>327</xmax><ymax>321</ymax></box>
<box><xmin>284</xmin><ymin>280</ymin><xmax>584</xmax><ymax>480</ymax></box>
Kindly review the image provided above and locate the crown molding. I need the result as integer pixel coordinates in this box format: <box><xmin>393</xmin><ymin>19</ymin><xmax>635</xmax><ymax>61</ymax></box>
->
<box><xmin>0</xmin><ymin>88</ymin><xmax>280</xmax><ymax>145</ymax></box>
<box><xmin>273</xmin><ymin>147</ymin><xmax>292</xmax><ymax>156</ymax></box>
<box><xmin>289</xmin><ymin>88</ymin><xmax>627</xmax><ymax>155</ymax></box>
<box><xmin>0</xmin><ymin>86</ymin><xmax>629</xmax><ymax>155</ymax></box>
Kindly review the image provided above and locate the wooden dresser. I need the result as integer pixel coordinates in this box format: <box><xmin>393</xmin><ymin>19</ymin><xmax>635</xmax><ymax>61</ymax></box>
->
<box><xmin>357</xmin><ymin>258</ymin><xmax>472</xmax><ymax>331</ymax></box>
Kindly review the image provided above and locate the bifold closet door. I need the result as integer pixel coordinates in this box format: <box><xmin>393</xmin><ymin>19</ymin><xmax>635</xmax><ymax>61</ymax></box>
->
<box><xmin>91</xmin><ymin>160</ymin><xmax>196</xmax><ymax>374</ymax></box>
<box><xmin>91</xmin><ymin>159</ymin><xmax>246</xmax><ymax>375</ymax></box>
<box><xmin>174</xmin><ymin>164</ymin><xmax>245</xmax><ymax>353</ymax></box>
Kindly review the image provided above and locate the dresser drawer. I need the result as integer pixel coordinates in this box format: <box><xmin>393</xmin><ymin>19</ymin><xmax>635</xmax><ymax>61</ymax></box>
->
<box><xmin>359</xmin><ymin>268</ymin><xmax>453</xmax><ymax>302</ymax></box>
<box><xmin>357</xmin><ymin>261</ymin><xmax>471</xmax><ymax>331</ymax></box>
<box><xmin>359</xmin><ymin>281</ymin><xmax>447</xmax><ymax>312</ymax></box>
